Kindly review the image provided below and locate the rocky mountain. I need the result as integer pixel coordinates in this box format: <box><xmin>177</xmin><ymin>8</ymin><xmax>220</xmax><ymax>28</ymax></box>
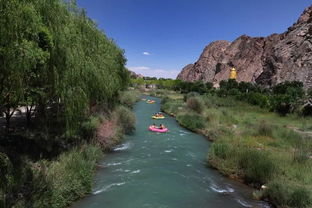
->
<box><xmin>128</xmin><ymin>70</ymin><xmax>143</xmax><ymax>78</ymax></box>
<box><xmin>177</xmin><ymin>5</ymin><xmax>312</xmax><ymax>89</ymax></box>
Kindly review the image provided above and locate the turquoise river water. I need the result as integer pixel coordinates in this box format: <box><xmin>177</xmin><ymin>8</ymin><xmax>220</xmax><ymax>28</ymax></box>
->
<box><xmin>73</xmin><ymin>96</ymin><xmax>270</xmax><ymax>208</ymax></box>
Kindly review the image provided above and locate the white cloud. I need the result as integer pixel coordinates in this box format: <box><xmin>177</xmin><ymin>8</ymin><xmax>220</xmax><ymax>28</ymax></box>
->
<box><xmin>142</xmin><ymin>52</ymin><xmax>150</xmax><ymax>56</ymax></box>
<box><xmin>128</xmin><ymin>66</ymin><xmax>180</xmax><ymax>79</ymax></box>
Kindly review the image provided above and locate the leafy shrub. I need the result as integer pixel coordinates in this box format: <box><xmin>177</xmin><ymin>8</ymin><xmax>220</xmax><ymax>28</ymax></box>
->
<box><xmin>183</xmin><ymin>92</ymin><xmax>199</xmax><ymax>102</ymax></box>
<box><xmin>273</xmin><ymin>81</ymin><xmax>304</xmax><ymax>96</ymax></box>
<box><xmin>149</xmin><ymin>91</ymin><xmax>157</xmax><ymax>97</ymax></box>
<box><xmin>246</xmin><ymin>92</ymin><xmax>270</xmax><ymax>108</ymax></box>
<box><xmin>96</xmin><ymin>119</ymin><xmax>122</xmax><ymax>150</ymax></box>
<box><xmin>176</xmin><ymin>113</ymin><xmax>205</xmax><ymax>131</ymax></box>
<box><xmin>0</xmin><ymin>153</ymin><xmax>21</xmax><ymax>207</ymax></box>
<box><xmin>219</xmin><ymin>79</ymin><xmax>239</xmax><ymax>91</ymax></box>
<box><xmin>216</xmin><ymin>88</ymin><xmax>228</xmax><ymax>97</ymax></box>
<box><xmin>190</xmin><ymin>81</ymin><xmax>207</xmax><ymax>94</ymax></box>
<box><xmin>299</xmin><ymin>102</ymin><xmax>312</xmax><ymax>117</ymax></box>
<box><xmin>270</xmin><ymin>81</ymin><xmax>304</xmax><ymax>115</ymax></box>
<box><xmin>186</xmin><ymin>96</ymin><xmax>204</xmax><ymax>113</ymax></box>
<box><xmin>114</xmin><ymin>106</ymin><xmax>136</xmax><ymax>134</ymax></box>
<box><xmin>119</xmin><ymin>90</ymin><xmax>140</xmax><ymax>108</ymax></box>
<box><xmin>161</xmin><ymin>99</ymin><xmax>183</xmax><ymax>115</ymax></box>
<box><xmin>271</xmin><ymin>94</ymin><xmax>294</xmax><ymax>116</ymax></box>
<box><xmin>238</xmin><ymin>82</ymin><xmax>258</xmax><ymax>93</ymax></box>
<box><xmin>161</xmin><ymin>96</ymin><xmax>170</xmax><ymax>105</ymax></box>
<box><xmin>177</xmin><ymin>81</ymin><xmax>194</xmax><ymax>93</ymax></box>
<box><xmin>205</xmin><ymin>82</ymin><xmax>213</xmax><ymax>91</ymax></box>
<box><xmin>202</xmin><ymin>96</ymin><xmax>215</xmax><ymax>108</ymax></box>
<box><xmin>239</xmin><ymin>149</ymin><xmax>276</xmax><ymax>185</ymax></box>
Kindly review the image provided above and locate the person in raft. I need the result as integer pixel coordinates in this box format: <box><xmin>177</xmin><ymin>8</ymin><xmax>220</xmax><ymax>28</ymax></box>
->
<box><xmin>151</xmin><ymin>123</ymin><xmax>156</xmax><ymax>128</ymax></box>
<box><xmin>159</xmin><ymin>124</ymin><xmax>166</xmax><ymax>129</ymax></box>
<box><xmin>154</xmin><ymin>112</ymin><xmax>163</xmax><ymax>117</ymax></box>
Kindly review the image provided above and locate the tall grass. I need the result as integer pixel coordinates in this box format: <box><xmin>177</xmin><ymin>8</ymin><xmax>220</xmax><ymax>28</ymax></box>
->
<box><xmin>31</xmin><ymin>145</ymin><xmax>102</xmax><ymax>208</ymax></box>
<box><xmin>238</xmin><ymin>149</ymin><xmax>277</xmax><ymax>185</ymax></box>
<box><xmin>293</xmin><ymin>137</ymin><xmax>311</xmax><ymax>164</ymax></box>
<box><xmin>255</xmin><ymin>121</ymin><xmax>273</xmax><ymax>137</ymax></box>
<box><xmin>265</xmin><ymin>181</ymin><xmax>291</xmax><ymax>206</ymax></box>
<box><xmin>161</xmin><ymin>91</ymin><xmax>312</xmax><ymax>208</ymax></box>
<box><xmin>176</xmin><ymin>113</ymin><xmax>205</xmax><ymax>131</ymax></box>
<box><xmin>161</xmin><ymin>98</ymin><xmax>184</xmax><ymax>115</ymax></box>
<box><xmin>210</xmin><ymin>143</ymin><xmax>231</xmax><ymax>159</ymax></box>
<box><xmin>265</xmin><ymin>181</ymin><xmax>312</xmax><ymax>208</ymax></box>
<box><xmin>210</xmin><ymin>143</ymin><xmax>277</xmax><ymax>186</ymax></box>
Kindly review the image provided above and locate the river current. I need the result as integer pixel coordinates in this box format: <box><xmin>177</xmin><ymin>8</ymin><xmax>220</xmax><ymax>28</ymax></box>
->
<box><xmin>73</xmin><ymin>96</ymin><xmax>269</xmax><ymax>208</ymax></box>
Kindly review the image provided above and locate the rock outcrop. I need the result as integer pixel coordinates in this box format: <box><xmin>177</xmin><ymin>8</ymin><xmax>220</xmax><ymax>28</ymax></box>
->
<box><xmin>128</xmin><ymin>70</ymin><xmax>143</xmax><ymax>78</ymax></box>
<box><xmin>177</xmin><ymin>5</ymin><xmax>312</xmax><ymax>89</ymax></box>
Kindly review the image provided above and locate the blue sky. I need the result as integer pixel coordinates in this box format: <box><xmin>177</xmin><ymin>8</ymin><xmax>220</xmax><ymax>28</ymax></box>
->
<box><xmin>77</xmin><ymin>0</ymin><xmax>311</xmax><ymax>78</ymax></box>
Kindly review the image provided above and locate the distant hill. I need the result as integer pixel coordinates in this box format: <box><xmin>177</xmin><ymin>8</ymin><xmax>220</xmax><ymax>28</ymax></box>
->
<box><xmin>177</xmin><ymin>5</ymin><xmax>312</xmax><ymax>89</ymax></box>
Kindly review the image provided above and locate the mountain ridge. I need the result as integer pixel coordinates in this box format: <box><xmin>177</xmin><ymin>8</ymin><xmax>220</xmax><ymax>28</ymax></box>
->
<box><xmin>177</xmin><ymin>5</ymin><xmax>312</xmax><ymax>89</ymax></box>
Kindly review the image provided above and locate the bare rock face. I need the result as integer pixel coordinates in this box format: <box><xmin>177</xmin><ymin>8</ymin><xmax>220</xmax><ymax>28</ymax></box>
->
<box><xmin>177</xmin><ymin>64</ymin><xmax>194</xmax><ymax>80</ymax></box>
<box><xmin>177</xmin><ymin>5</ymin><xmax>312</xmax><ymax>89</ymax></box>
<box><xmin>128</xmin><ymin>70</ymin><xmax>143</xmax><ymax>78</ymax></box>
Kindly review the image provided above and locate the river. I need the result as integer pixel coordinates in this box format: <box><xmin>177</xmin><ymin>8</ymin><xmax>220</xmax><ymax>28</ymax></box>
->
<box><xmin>73</xmin><ymin>96</ymin><xmax>270</xmax><ymax>208</ymax></box>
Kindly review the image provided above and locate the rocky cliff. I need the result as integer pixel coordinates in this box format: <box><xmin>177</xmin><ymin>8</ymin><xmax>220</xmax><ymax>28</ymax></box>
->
<box><xmin>128</xmin><ymin>70</ymin><xmax>143</xmax><ymax>78</ymax></box>
<box><xmin>177</xmin><ymin>5</ymin><xmax>312</xmax><ymax>89</ymax></box>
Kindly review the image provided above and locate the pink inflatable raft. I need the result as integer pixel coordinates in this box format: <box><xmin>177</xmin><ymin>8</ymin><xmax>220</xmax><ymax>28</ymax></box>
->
<box><xmin>149</xmin><ymin>125</ymin><xmax>168</xmax><ymax>133</ymax></box>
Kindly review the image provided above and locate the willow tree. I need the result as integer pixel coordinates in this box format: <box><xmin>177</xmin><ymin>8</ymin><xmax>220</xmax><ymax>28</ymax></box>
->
<box><xmin>32</xmin><ymin>0</ymin><xmax>129</xmax><ymax>135</ymax></box>
<box><xmin>0</xmin><ymin>0</ymin><xmax>129</xmax><ymax>135</ymax></box>
<box><xmin>0</xmin><ymin>0</ymin><xmax>49</xmax><ymax>129</ymax></box>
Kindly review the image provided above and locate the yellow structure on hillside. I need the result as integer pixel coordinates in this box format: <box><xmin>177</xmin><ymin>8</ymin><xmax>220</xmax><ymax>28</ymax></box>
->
<box><xmin>230</xmin><ymin>67</ymin><xmax>237</xmax><ymax>80</ymax></box>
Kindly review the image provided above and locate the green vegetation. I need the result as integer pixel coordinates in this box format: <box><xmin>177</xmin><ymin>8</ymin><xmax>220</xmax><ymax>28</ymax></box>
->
<box><xmin>131</xmin><ymin>78</ymin><xmax>181</xmax><ymax>90</ymax></box>
<box><xmin>160</xmin><ymin>91</ymin><xmax>312</xmax><ymax>208</ymax></box>
<box><xmin>186</xmin><ymin>96</ymin><xmax>204</xmax><ymax>113</ymax></box>
<box><xmin>0</xmin><ymin>0</ymin><xmax>130</xmax><ymax>133</ymax></box>
<box><xmin>31</xmin><ymin>145</ymin><xmax>102</xmax><ymax>208</ymax></box>
<box><xmin>176</xmin><ymin>113</ymin><xmax>205</xmax><ymax>131</ymax></box>
<box><xmin>139</xmin><ymin>78</ymin><xmax>312</xmax><ymax>118</ymax></box>
<box><xmin>0</xmin><ymin>0</ymin><xmax>136</xmax><ymax>207</ymax></box>
<box><xmin>0</xmin><ymin>144</ymin><xmax>102</xmax><ymax>208</ymax></box>
<box><xmin>119</xmin><ymin>90</ymin><xmax>140</xmax><ymax>108</ymax></box>
<box><xmin>114</xmin><ymin>105</ymin><xmax>136</xmax><ymax>134</ymax></box>
<box><xmin>217</xmin><ymin>80</ymin><xmax>310</xmax><ymax>116</ymax></box>
<box><xmin>138</xmin><ymin>78</ymin><xmax>312</xmax><ymax>207</ymax></box>
<box><xmin>131</xmin><ymin>78</ymin><xmax>213</xmax><ymax>94</ymax></box>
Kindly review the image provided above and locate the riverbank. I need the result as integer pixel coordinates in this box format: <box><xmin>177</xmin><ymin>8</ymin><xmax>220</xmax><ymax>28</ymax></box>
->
<box><xmin>155</xmin><ymin>90</ymin><xmax>312</xmax><ymax>208</ymax></box>
<box><xmin>0</xmin><ymin>90</ymin><xmax>140</xmax><ymax>208</ymax></box>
